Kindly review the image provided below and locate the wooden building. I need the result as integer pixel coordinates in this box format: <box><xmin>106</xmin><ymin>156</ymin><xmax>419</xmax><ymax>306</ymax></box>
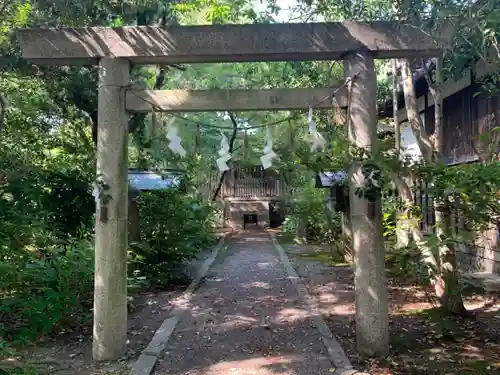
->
<box><xmin>218</xmin><ymin>164</ymin><xmax>287</xmax><ymax>230</ymax></box>
<box><xmin>387</xmin><ymin>59</ymin><xmax>500</xmax><ymax>277</ymax></box>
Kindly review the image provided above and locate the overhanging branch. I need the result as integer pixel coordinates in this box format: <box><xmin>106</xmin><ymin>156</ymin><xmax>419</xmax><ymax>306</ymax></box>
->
<box><xmin>0</xmin><ymin>92</ymin><xmax>7</xmax><ymax>132</ymax></box>
<box><xmin>211</xmin><ymin>112</ymin><xmax>239</xmax><ymax>201</ymax></box>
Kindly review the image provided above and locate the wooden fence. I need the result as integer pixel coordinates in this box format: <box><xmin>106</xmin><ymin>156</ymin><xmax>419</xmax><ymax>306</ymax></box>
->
<box><xmin>221</xmin><ymin>165</ymin><xmax>286</xmax><ymax>198</ymax></box>
<box><xmin>412</xmin><ymin>178</ymin><xmax>500</xmax><ymax>273</ymax></box>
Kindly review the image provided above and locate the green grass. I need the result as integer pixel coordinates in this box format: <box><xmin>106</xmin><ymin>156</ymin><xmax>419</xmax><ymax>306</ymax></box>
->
<box><xmin>1</xmin><ymin>366</ymin><xmax>38</xmax><ymax>375</ymax></box>
<box><xmin>295</xmin><ymin>249</ymin><xmax>350</xmax><ymax>267</ymax></box>
<box><xmin>393</xmin><ymin>307</ymin><xmax>464</xmax><ymax>336</ymax></box>
<box><xmin>275</xmin><ymin>232</ymin><xmax>296</xmax><ymax>245</ymax></box>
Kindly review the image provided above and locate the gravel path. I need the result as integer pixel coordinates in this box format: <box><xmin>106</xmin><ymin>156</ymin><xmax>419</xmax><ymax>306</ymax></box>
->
<box><xmin>153</xmin><ymin>231</ymin><xmax>335</xmax><ymax>375</ymax></box>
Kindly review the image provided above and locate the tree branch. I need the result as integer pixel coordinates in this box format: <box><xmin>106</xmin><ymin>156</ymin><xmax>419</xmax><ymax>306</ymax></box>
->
<box><xmin>400</xmin><ymin>59</ymin><xmax>434</xmax><ymax>161</ymax></box>
<box><xmin>392</xmin><ymin>59</ymin><xmax>401</xmax><ymax>155</ymax></box>
<box><xmin>420</xmin><ymin>58</ymin><xmax>436</xmax><ymax>97</ymax></box>
<box><xmin>0</xmin><ymin>92</ymin><xmax>7</xmax><ymax>132</ymax></box>
<box><xmin>211</xmin><ymin>112</ymin><xmax>239</xmax><ymax>201</ymax></box>
<box><xmin>127</xmin><ymin>65</ymin><xmax>166</xmax><ymax>134</ymax></box>
<box><xmin>0</xmin><ymin>0</ymin><xmax>12</xmax><ymax>16</ymax></box>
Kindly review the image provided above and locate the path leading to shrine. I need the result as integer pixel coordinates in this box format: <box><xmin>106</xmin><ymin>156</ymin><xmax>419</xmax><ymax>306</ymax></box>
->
<box><xmin>147</xmin><ymin>232</ymin><xmax>358</xmax><ymax>375</ymax></box>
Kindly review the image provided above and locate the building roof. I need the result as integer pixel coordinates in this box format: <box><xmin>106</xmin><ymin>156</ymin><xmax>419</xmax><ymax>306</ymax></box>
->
<box><xmin>128</xmin><ymin>170</ymin><xmax>182</xmax><ymax>191</ymax></box>
<box><xmin>315</xmin><ymin>171</ymin><xmax>347</xmax><ymax>188</ymax></box>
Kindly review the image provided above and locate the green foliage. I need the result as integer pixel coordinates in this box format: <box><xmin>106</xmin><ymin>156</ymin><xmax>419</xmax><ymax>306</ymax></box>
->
<box><xmin>280</xmin><ymin>179</ymin><xmax>341</xmax><ymax>243</ymax></box>
<box><xmin>130</xmin><ymin>190</ymin><xmax>218</xmax><ymax>287</ymax></box>
<box><xmin>0</xmin><ymin>237</ymin><xmax>94</xmax><ymax>344</ymax></box>
<box><xmin>385</xmin><ymin>244</ymin><xmax>430</xmax><ymax>284</ymax></box>
<box><xmin>0</xmin><ymin>0</ymin><xmax>498</xmax><ymax>357</ymax></box>
<box><xmin>420</xmin><ymin>161</ymin><xmax>500</xmax><ymax>232</ymax></box>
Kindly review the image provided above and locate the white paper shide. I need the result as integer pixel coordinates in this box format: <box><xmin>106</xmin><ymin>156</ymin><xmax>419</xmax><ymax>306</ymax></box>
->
<box><xmin>216</xmin><ymin>132</ymin><xmax>232</xmax><ymax>172</ymax></box>
<box><xmin>166</xmin><ymin>118</ymin><xmax>186</xmax><ymax>157</ymax></box>
<box><xmin>260</xmin><ymin>126</ymin><xmax>277</xmax><ymax>169</ymax></box>
<box><xmin>307</xmin><ymin>107</ymin><xmax>326</xmax><ymax>152</ymax></box>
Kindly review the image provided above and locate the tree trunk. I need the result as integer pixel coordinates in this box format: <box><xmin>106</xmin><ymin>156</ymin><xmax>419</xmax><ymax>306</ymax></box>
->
<box><xmin>0</xmin><ymin>92</ymin><xmax>7</xmax><ymax>132</ymax></box>
<box><xmin>296</xmin><ymin>218</ymin><xmax>307</xmax><ymax>240</ymax></box>
<box><xmin>399</xmin><ymin>57</ymin><xmax>467</xmax><ymax>315</ymax></box>
<box><xmin>400</xmin><ymin>59</ymin><xmax>433</xmax><ymax>161</ymax></box>
<box><xmin>392</xmin><ymin>173</ymin><xmax>439</xmax><ymax>271</ymax></box>
<box><xmin>425</xmin><ymin>57</ymin><xmax>467</xmax><ymax>315</ymax></box>
<box><xmin>434</xmin><ymin>208</ymin><xmax>467</xmax><ymax>315</ymax></box>
<box><xmin>392</xmin><ymin>59</ymin><xmax>411</xmax><ymax>248</ymax></box>
<box><xmin>393</xmin><ymin>59</ymin><xmax>401</xmax><ymax>155</ymax></box>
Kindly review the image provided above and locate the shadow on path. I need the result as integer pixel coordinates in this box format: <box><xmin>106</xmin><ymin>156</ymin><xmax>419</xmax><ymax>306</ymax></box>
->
<box><xmin>153</xmin><ymin>231</ymin><xmax>335</xmax><ymax>375</ymax></box>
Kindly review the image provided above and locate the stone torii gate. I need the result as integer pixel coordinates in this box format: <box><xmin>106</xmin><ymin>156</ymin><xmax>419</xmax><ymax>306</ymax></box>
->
<box><xmin>16</xmin><ymin>22</ymin><xmax>442</xmax><ymax>361</ymax></box>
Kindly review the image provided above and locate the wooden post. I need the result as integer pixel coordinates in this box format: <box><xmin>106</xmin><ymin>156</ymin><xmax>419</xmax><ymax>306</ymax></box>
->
<box><xmin>344</xmin><ymin>52</ymin><xmax>389</xmax><ymax>356</ymax></box>
<box><xmin>93</xmin><ymin>57</ymin><xmax>130</xmax><ymax>361</ymax></box>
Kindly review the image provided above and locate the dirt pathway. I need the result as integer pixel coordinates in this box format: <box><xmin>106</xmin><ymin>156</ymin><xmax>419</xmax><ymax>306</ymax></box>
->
<box><xmin>152</xmin><ymin>232</ymin><xmax>336</xmax><ymax>375</ymax></box>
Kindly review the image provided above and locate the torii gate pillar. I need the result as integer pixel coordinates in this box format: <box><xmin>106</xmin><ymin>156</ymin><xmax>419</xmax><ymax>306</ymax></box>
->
<box><xmin>344</xmin><ymin>52</ymin><xmax>389</xmax><ymax>356</ymax></box>
<box><xmin>93</xmin><ymin>57</ymin><xmax>130</xmax><ymax>361</ymax></box>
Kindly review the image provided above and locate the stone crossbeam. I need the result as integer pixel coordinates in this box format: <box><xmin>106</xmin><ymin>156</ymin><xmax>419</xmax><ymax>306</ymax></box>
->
<box><xmin>16</xmin><ymin>21</ymin><xmax>443</xmax><ymax>65</ymax></box>
<box><xmin>126</xmin><ymin>87</ymin><xmax>348</xmax><ymax>112</ymax></box>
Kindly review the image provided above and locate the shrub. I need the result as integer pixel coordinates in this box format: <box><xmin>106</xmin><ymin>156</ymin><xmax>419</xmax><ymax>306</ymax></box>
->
<box><xmin>130</xmin><ymin>189</ymin><xmax>217</xmax><ymax>287</ymax></box>
<box><xmin>0</xmin><ymin>237</ymin><xmax>94</xmax><ymax>344</ymax></box>
<box><xmin>0</xmin><ymin>149</ymin><xmax>95</xmax><ymax>347</ymax></box>
<box><xmin>385</xmin><ymin>241</ymin><xmax>431</xmax><ymax>285</ymax></box>
<box><xmin>38</xmin><ymin>169</ymin><xmax>94</xmax><ymax>237</ymax></box>
<box><xmin>280</xmin><ymin>183</ymin><xmax>341</xmax><ymax>243</ymax></box>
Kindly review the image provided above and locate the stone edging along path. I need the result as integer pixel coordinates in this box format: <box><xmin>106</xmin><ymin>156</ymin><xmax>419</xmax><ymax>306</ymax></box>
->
<box><xmin>269</xmin><ymin>233</ymin><xmax>369</xmax><ymax>375</ymax></box>
<box><xmin>128</xmin><ymin>234</ymin><xmax>229</xmax><ymax>375</ymax></box>
<box><xmin>129</xmin><ymin>231</ymin><xmax>368</xmax><ymax>375</ymax></box>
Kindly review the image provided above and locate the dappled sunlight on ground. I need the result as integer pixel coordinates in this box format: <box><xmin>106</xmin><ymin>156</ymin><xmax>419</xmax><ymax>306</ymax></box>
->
<box><xmin>245</xmin><ymin>282</ymin><xmax>271</xmax><ymax>289</ymax></box>
<box><xmin>153</xmin><ymin>232</ymin><xmax>336</xmax><ymax>375</ymax></box>
<box><xmin>280</xmin><ymin>238</ymin><xmax>500</xmax><ymax>374</ymax></box>
<box><xmin>275</xmin><ymin>308</ymin><xmax>311</xmax><ymax>323</ymax></box>
<box><xmin>195</xmin><ymin>355</ymin><xmax>304</xmax><ymax>375</ymax></box>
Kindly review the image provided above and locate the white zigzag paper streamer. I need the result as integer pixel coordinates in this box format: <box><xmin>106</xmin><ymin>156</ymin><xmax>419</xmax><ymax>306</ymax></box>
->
<box><xmin>260</xmin><ymin>126</ymin><xmax>277</xmax><ymax>169</ymax></box>
<box><xmin>216</xmin><ymin>133</ymin><xmax>231</xmax><ymax>172</ymax></box>
<box><xmin>166</xmin><ymin>119</ymin><xmax>186</xmax><ymax>157</ymax></box>
<box><xmin>308</xmin><ymin>107</ymin><xmax>326</xmax><ymax>152</ymax></box>
<box><xmin>367</xmin><ymin>169</ymin><xmax>379</xmax><ymax>188</ymax></box>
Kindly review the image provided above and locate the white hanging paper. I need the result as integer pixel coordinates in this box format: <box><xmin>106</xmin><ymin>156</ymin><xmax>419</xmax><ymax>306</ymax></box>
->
<box><xmin>261</xmin><ymin>150</ymin><xmax>277</xmax><ymax>169</ymax></box>
<box><xmin>216</xmin><ymin>133</ymin><xmax>231</xmax><ymax>172</ymax></box>
<box><xmin>260</xmin><ymin>126</ymin><xmax>277</xmax><ymax>169</ymax></box>
<box><xmin>92</xmin><ymin>183</ymin><xmax>100</xmax><ymax>209</ymax></box>
<box><xmin>367</xmin><ymin>170</ymin><xmax>380</xmax><ymax>188</ymax></box>
<box><xmin>166</xmin><ymin>119</ymin><xmax>186</xmax><ymax>157</ymax></box>
<box><xmin>307</xmin><ymin>107</ymin><xmax>326</xmax><ymax>152</ymax></box>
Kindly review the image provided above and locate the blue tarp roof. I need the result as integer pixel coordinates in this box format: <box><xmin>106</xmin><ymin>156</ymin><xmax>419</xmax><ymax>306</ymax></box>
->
<box><xmin>128</xmin><ymin>171</ymin><xmax>182</xmax><ymax>191</ymax></box>
<box><xmin>316</xmin><ymin>171</ymin><xmax>347</xmax><ymax>188</ymax></box>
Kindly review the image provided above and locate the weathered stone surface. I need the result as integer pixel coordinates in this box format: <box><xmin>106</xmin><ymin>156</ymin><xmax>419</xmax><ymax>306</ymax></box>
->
<box><xmin>17</xmin><ymin>22</ymin><xmax>443</xmax><ymax>65</ymax></box>
<box><xmin>93</xmin><ymin>57</ymin><xmax>130</xmax><ymax>361</ymax></box>
<box><xmin>129</xmin><ymin>354</ymin><xmax>157</xmax><ymax>375</ymax></box>
<box><xmin>334</xmin><ymin>369</ymin><xmax>369</xmax><ymax>375</ymax></box>
<box><xmin>126</xmin><ymin>87</ymin><xmax>348</xmax><ymax>112</ymax></box>
<box><xmin>142</xmin><ymin>317</ymin><xmax>178</xmax><ymax>356</ymax></box>
<box><xmin>344</xmin><ymin>52</ymin><xmax>389</xmax><ymax>356</ymax></box>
